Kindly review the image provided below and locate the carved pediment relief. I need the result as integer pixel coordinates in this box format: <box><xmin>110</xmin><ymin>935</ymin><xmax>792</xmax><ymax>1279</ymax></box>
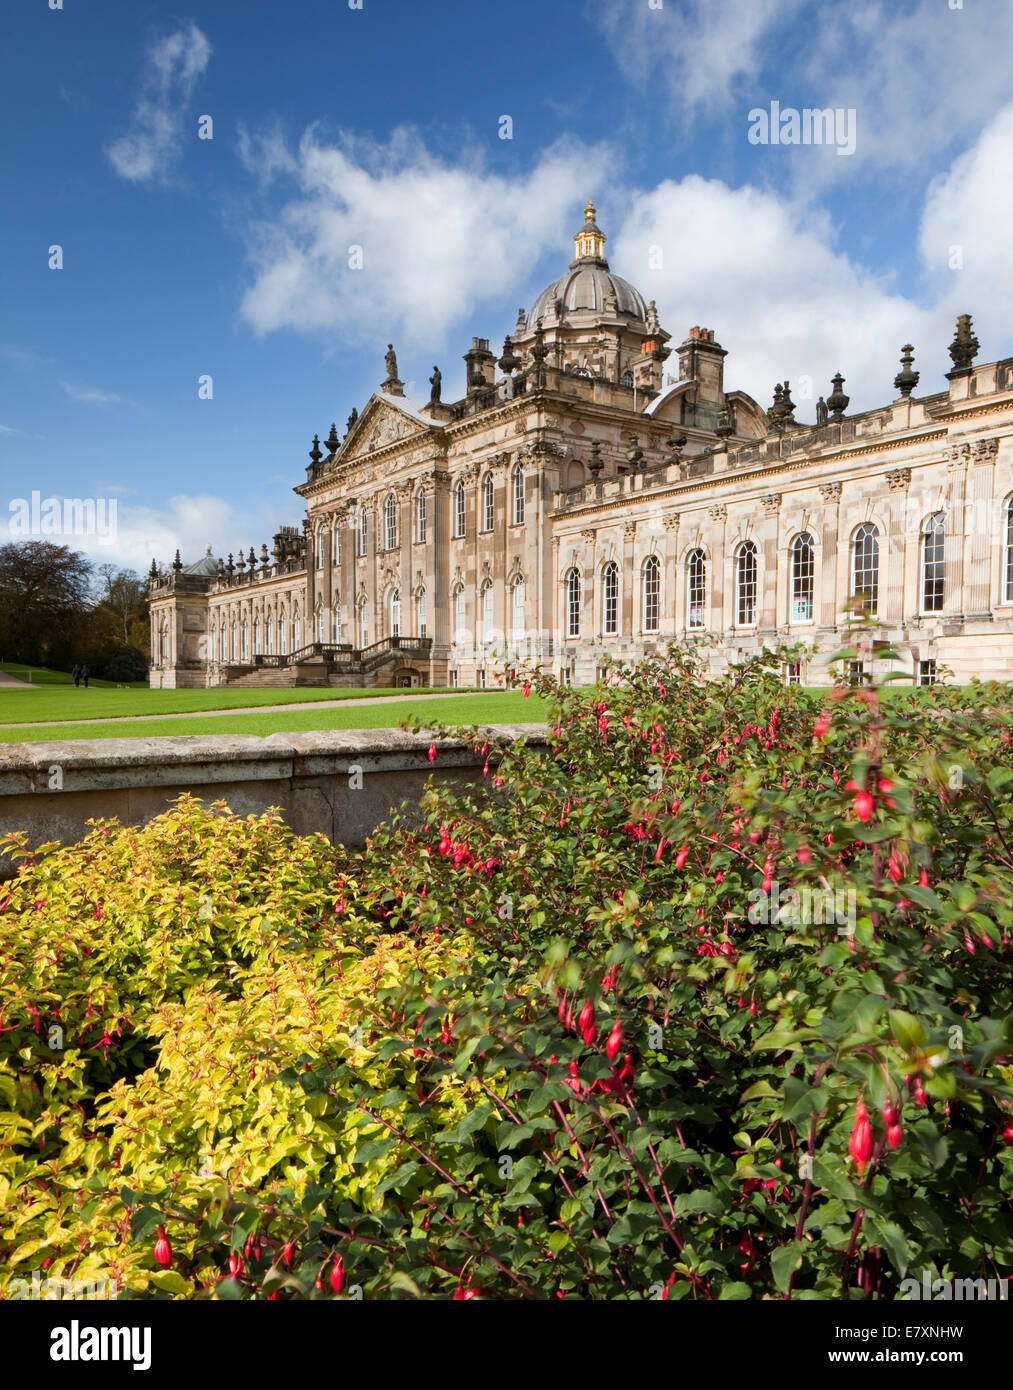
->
<box><xmin>339</xmin><ymin>396</ymin><xmax>430</xmax><ymax>463</ymax></box>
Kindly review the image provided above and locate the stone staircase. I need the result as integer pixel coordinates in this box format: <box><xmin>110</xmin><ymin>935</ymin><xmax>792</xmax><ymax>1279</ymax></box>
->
<box><xmin>222</xmin><ymin>636</ymin><xmax>433</xmax><ymax>688</ymax></box>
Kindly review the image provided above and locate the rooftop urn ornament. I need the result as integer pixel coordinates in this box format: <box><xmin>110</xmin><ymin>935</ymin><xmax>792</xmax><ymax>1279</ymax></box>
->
<box><xmin>827</xmin><ymin>372</ymin><xmax>850</xmax><ymax>421</ymax></box>
<box><xmin>260</xmin><ymin>544</ymin><xmax>270</xmax><ymax>569</ymax></box>
<box><xmin>345</xmin><ymin>407</ymin><xmax>358</xmax><ymax>436</ymax></box>
<box><xmin>309</xmin><ymin>434</ymin><xmax>323</xmax><ymax>466</ymax></box>
<box><xmin>816</xmin><ymin>396</ymin><xmax>828</xmax><ymax>426</ymax></box>
<box><xmin>769</xmin><ymin>381</ymin><xmax>785</xmax><ymax>424</ymax></box>
<box><xmin>236</xmin><ymin>548</ymin><xmax>246</xmax><ymax>573</ymax></box>
<box><xmin>626</xmin><ymin>433</ymin><xmax>645</xmax><ymax>471</ymax></box>
<box><xmin>779</xmin><ymin>381</ymin><xmax>796</xmax><ymax>425</ymax></box>
<box><xmin>429</xmin><ymin>365</ymin><xmax>442</xmax><ymax>404</ymax></box>
<box><xmin>666</xmin><ymin>429</ymin><xmax>688</xmax><ymax>463</ymax></box>
<box><xmin>499</xmin><ymin>335</ymin><xmax>520</xmax><ymax>375</ymax></box>
<box><xmin>226</xmin><ymin>553</ymin><xmax>235</xmax><ymax>576</ymax></box>
<box><xmin>247</xmin><ymin>547</ymin><xmax>256</xmax><ymax>570</ymax></box>
<box><xmin>216</xmin><ymin>557</ymin><xmax>225</xmax><ymax>579</ymax></box>
<box><xmin>894</xmin><ymin>344</ymin><xmax>920</xmax><ymax>398</ymax></box>
<box><xmin>947</xmin><ymin>314</ymin><xmax>980</xmax><ymax>378</ymax></box>
<box><xmin>325</xmin><ymin>423</ymin><xmax>340</xmax><ymax>454</ymax></box>
<box><xmin>587</xmin><ymin>439</ymin><xmax>604</xmax><ymax>476</ymax></box>
<box><xmin>646</xmin><ymin>299</ymin><xmax>660</xmax><ymax>333</ymax></box>
<box><xmin>172</xmin><ymin>549</ymin><xmax>183</xmax><ymax>573</ymax></box>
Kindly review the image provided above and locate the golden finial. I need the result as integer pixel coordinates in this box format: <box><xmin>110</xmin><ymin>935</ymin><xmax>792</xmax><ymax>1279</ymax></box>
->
<box><xmin>584</xmin><ymin>199</ymin><xmax>596</xmax><ymax>223</ymax></box>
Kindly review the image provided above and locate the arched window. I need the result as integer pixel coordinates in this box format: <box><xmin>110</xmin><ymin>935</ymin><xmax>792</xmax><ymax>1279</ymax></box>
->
<box><xmin>511</xmin><ymin>575</ymin><xmax>525</xmax><ymax>638</ymax></box>
<box><xmin>416</xmin><ymin>490</ymin><xmax>427</xmax><ymax>544</ymax></box>
<box><xmin>481</xmin><ymin>580</ymin><xmax>494</xmax><ymax>643</ymax></box>
<box><xmin>454</xmin><ymin>586</ymin><xmax>466</xmax><ymax>643</ymax></box>
<box><xmin>333</xmin><ymin>607</ymin><xmax>342</xmax><ymax>644</ymax></box>
<box><xmin>253</xmin><ymin>615</ymin><xmax>261</xmax><ymax>654</ymax></box>
<box><xmin>736</xmin><ymin>542</ymin><xmax>758</xmax><ymax>626</ymax></box>
<box><xmin>279</xmin><ymin>612</ymin><xmax>287</xmax><ymax>654</ymax></box>
<box><xmin>790</xmin><ymin>532</ymin><xmax>815</xmax><ymax>624</ymax></box>
<box><xmin>687</xmin><ymin>549</ymin><xmax>706</xmax><ymax>629</ymax></box>
<box><xmin>389</xmin><ymin>587</ymin><xmax>401</xmax><ymax>637</ymax></box>
<box><xmin>642</xmin><ymin>554</ymin><xmax>661</xmax><ymax>633</ymax></box>
<box><xmin>512</xmin><ymin>465</ymin><xmax>525</xmax><ymax>525</ymax></box>
<box><xmin>358</xmin><ymin>506</ymin><xmax>368</xmax><ymax>557</ymax></box>
<box><xmin>317</xmin><ymin>531</ymin><xmax>326</xmax><ymax>570</ymax></box>
<box><xmin>852</xmin><ymin>523</ymin><xmax>879</xmax><ymax>616</ymax></box>
<box><xmin>357</xmin><ymin>598</ymin><xmax>368</xmax><ymax>648</ymax></box>
<box><xmin>602</xmin><ymin>561</ymin><xmax>619</xmax><ymax>635</ymax></box>
<box><xmin>230</xmin><ymin>621</ymin><xmax>237</xmax><ymax>662</ymax></box>
<box><xmin>1005</xmin><ymin>499</ymin><xmax>1013</xmax><ymax>603</ymax></box>
<box><xmin>266</xmin><ymin>616</ymin><xmax>274</xmax><ymax>655</ymax></box>
<box><xmin>622</xmin><ymin>369</ymin><xmax>634</xmax><ymax>389</ymax></box>
<box><xmin>317</xmin><ymin>607</ymin><xmax>325</xmax><ymax>642</ymax></box>
<box><xmin>482</xmin><ymin>474</ymin><xmax>495</xmax><ymax>532</ymax></box>
<box><xmin>565</xmin><ymin>568</ymin><xmax>581</xmax><ymax>638</ymax></box>
<box><xmin>384</xmin><ymin>493</ymin><xmax>398</xmax><ymax>551</ymax></box>
<box><xmin>293</xmin><ymin>611</ymin><xmax>302</xmax><ymax>650</ymax></box>
<box><xmin>922</xmin><ymin>512</ymin><xmax>945</xmax><ymax>612</ymax></box>
<box><xmin>416</xmin><ymin>589</ymin><xmax>427</xmax><ymax>637</ymax></box>
<box><xmin>333</xmin><ymin>525</ymin><xmax>341</xmax><ymax>566</ymax></box>
<box><xmin>454</xmin><ymin>480</ymin><xmax>466</xmax><ymax>538</ymax></box>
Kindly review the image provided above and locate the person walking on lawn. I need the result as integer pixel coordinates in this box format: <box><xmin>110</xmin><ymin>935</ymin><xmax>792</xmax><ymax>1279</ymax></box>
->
<box><xmin>72</xmin><ymin>664</ymin><xmax>81</xmax><ymax>687</ymax></box>
<box><xmin>81</xmin><ymin>664</ymin><xmax>90</xmax><ymax>688</ymax></box>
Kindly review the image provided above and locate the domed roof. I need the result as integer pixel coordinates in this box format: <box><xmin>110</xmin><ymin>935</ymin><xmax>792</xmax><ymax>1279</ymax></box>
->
<box><xmin>527</xmin><ymin>200</ymin><xmax>648</xmax><ymax>328</ymax></box>
<box><xmin>529</xmin><ymin>264</ymin><xmax>648</xmax><ymax>326</ymax></box>
<box><xmin>183</xmin><ymin>545</ymin><xmax>219</xmax><ymax>576</ymax></box>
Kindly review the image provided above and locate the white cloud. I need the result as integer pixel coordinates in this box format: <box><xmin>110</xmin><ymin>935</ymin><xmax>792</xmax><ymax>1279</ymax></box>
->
<box><xmin>596</xmin><ymin>0</ymin><xmax>1013</xmax><ymax>187</ymax></box>
<box><xmin>0</xmin><ymin>493</ymin><xmax>288</xmax><ymax>575</ymax></box>
<box><xmin>60</xmin><ymin>381</ymin><xmax>127</xmax><ymax>406</ymax></box>
<box><xmin>613</xmin><ymin>177</ymin><xmax>935</xmax><ymax>414</ymax></box>
<box><xmin>106</xmin><ymin>22</ymin><xmax>211</xmax><ymax>184</ymax></box>
<box><xmin>918</xmin><ymin>101</ymin><xmax>1013</xmax><ymax>361</ymax></box>
<box><xmin>238</xmin><ymin>126</ymin><xmax>614</xmax><ymax>349</ymax></box>
<box><xmin>597</xmin><ymin>0</ymin><xmax>801</xmax><ymax>119</ymax></box>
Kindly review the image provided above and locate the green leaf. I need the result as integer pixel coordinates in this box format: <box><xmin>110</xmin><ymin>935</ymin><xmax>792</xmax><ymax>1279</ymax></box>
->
<box><xmin>771</xmin><ymin>1242</ymin><xmax>804</xmax><ymax>1294</ymax></box>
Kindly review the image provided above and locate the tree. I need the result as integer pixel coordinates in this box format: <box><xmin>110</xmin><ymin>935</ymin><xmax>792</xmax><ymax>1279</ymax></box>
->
<box><xmin>94</xmin><ymin>564</ymin><xmax>148</xmax><ymax>646</ymax></box>
<box><xmin>0</xmin><ymin>541</ymin><xmax>92</xmax><ymax>663</ymax></box>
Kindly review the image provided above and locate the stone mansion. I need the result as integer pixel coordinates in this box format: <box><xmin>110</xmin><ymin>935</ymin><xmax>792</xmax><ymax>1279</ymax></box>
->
<box><xmin>149</xmin><ymin>201</ymin><xmax>1013</xmax><ymax>689</ymax></box>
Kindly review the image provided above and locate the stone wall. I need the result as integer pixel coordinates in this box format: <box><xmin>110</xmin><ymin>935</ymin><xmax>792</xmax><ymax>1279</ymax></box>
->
<box><xmin>0</xmin><ymin>724</ymin><xmax>546</xmax><ymax>878</ymax></box>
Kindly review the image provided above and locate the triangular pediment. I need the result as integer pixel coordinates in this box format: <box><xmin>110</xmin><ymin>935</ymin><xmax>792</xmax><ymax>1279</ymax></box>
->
<box><xmin>337</xmin><ymin>393</ymin><xmax>440</xmax><ymax>464</ymax></box>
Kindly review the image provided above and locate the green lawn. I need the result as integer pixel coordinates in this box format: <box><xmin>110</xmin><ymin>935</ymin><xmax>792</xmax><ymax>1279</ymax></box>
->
<box><xmin>0</xmin><ymin>677</ymin><xmax>485</xmax><ymax>725</ymax></box>
<box><xmin>0</xmin><ymin>692</ymin><xmax>550</xmax><ymax>743</ymax></box>
<box><xmin>0</xmin><ymin>663</ymin><xmax>147</xmax><ymax>690</ymax></box>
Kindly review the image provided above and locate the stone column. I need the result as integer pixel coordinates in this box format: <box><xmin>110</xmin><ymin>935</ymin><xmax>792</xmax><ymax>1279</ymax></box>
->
<box><xmin>945</xmin><ymin>444</ymin><xmax>969</xmax><ymax>619</ymax></box>
<box><xmin>965</xmin><ymin>438</ymin><xmax>998</xmax><ymax>619</ymax></box>
<box><xmin>708</xmin><ymin>505</ymin><xmax>727</xmax><ymax>634</ymax></box>
<box><xmin>760</xmin><ymin>493</ymin><xmax>781</xmax><ymax>634</ymax></box>
<box><xmin>431</xmin><ymin>466</ymin><xmax>450</xmax><ymax>655</ymax></box>
<box><xmin>884</xmin><ymin>470</ymin><xmax>911</xmax><ymax>623</ymax></box>
<box><xmin>321</xmin><ymin>518</ymin><xmax>333</xmax><ymax>617</ymax></box>
<box><xmin>622</xmin><ymin>521</ymin><xmax>636</xmax><ymax>635</ymax></box>
<box><xmin>398</xmin><ymin>481</ymin><xmax>412</xmax><ymax>635</ymax></box>
<box><xmin>366</xmin><ymin>497</ymin><xmax>378</xmax><ymax>647</ymax></box>
<box><xmin>305</xmin><ymin>530</ymin><xmax>316</xmax><ymax>645</ymax></box>
<box><xmin>581</xmin><ymin>528</ymin><xmax>597</xmax><ymax>638</ymax></box>
<box><xmin>663</xmin><ymin>512</ymin><xmax>679</xmax><ymax>637</ymax></box>
<box><xmin>818</xmin><ymin>483</ymin><xmax>841</xmax><ymax>629</ymax></box>
<box><xmin>550</xmin><ymin>535</ymin><xmax>561</xmax><ymax>657</ymax></box>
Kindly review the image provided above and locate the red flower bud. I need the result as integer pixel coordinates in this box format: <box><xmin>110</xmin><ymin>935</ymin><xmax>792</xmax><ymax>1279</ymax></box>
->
<box><xmin>330</xmin><ymin>1255</ymin><xmax>345</xmax><ymax>1294</ymax></box>
<box><xmin>605</xmin><ymin>1020</ymin><xmax>623</xmax><ymax>1063</ymax></box>
<box><xmin>228</xmin><ymin>1252</ymin><xmax>245</xmax><ymax>1278</ymax></box>
<box><xmin>154</xmin><ymin>1226</ymin><xmax>172</xmax><ymax>1269</ymax></box>
<box><xmin>283</xmin><ymin>1241</ymin><xmax>295</xmax><ymax>1268</ymax></box>
<box><xmin>428</xmin><ymin>743</ymin><xmax>437</xmax><ymax>763</ymax></box>
<box><xmin>578</xmin><ymin>999</ymin><xmax>595</xmax><ymax>1033</ymax></box>
<box><xmin>1002</xmin><ymin>1124</ymin><xmax>1013</xmax><ymax>1148</ymax></box>
<box><xmin>887</xmin><ymin>1123</ymin><xmax>903</xmax><ymax>1150</ymax></box>
<box><xmin>675</xmin><ymin>844</ymin><xmax>689</xmax><ymax>870</ymax></box>
<box><xmin>849</xmin><ymin>1101</ymin><xmax>874</xmax><ymax>1176</ymax></box>
<box><xmin>853</xmin><ymin>790</ymin><xmax>874</xmax><ymax>823</ymax></box>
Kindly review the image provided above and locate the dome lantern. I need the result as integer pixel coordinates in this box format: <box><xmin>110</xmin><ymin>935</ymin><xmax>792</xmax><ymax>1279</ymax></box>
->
<box><xmin>573</xmin><ymin>199</ymin><xmax>607</xmax><ymax>263</ymax></box>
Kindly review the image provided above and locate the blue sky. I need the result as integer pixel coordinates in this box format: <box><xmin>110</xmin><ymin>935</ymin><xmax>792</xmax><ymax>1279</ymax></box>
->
<box><xmin>2</xmin><ymin>0</ymin><xmax>1011</xmax><ymax>571</ymax></box>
